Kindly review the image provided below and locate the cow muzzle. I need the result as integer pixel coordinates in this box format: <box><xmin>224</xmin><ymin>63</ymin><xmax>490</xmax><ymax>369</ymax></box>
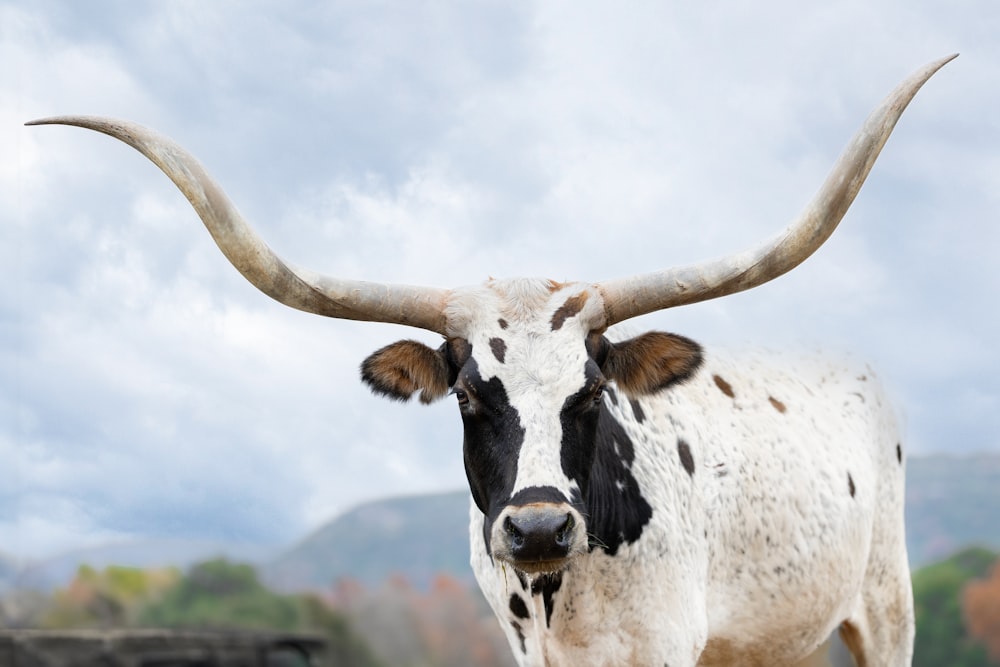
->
<box><xmin>491</xmin><ymin>502</ymin><xmax>588</xmax><ymax>575</ymax></box>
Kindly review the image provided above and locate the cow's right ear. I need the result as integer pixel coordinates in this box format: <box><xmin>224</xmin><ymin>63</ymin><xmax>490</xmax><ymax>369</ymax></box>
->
<box><xmin>360</xmin><ymin>340</ymin><xmax>451</xmax><ymax>404</ymax></box>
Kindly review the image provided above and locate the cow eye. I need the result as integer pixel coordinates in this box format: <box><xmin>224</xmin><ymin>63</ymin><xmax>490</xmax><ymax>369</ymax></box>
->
<box><xmin>591</xmin><ymin>384</ymin><xmax>605</xmax><ymax>406</ymax></box>
<box><xmin>452</xmin><ymin>388</ymin><xmax>469</xmax><ymax>406</ymax></box>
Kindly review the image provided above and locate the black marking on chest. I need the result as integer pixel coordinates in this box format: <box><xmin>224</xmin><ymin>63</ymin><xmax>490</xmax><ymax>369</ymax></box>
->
<box><xmin>848</xmin><ymin>472</ymin><xmax>856</xmax><ymax>498</ymax></box>
<box><xmin>677</xmin><ymin>439</ymin><xmax>695</xmax><ymax>477</ymax></box>
<box><xmin>498</xmin><ymin>318</ymin><xmax>509</xmax><ymax>330</ymax></box>
<box><xmin>509</xmin><ymin>593</ymin><xmax>530</xmax><ymax>620</ymax></box>
<box><xmin>511</xmin><ymin>621</ymin><xmax>527</xmax><ymax>654</ymax></box>
<box><xmin>896</xmin><ymin>443</ymin><xmax>903</xmax><ymax>465</ymax></box>
<box><xmin>531</xmin><ymin>572</ymin><xmax>563</xmax><ymax>628</ymax></box>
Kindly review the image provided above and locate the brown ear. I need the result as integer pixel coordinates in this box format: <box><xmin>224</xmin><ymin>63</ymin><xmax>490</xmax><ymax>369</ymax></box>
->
<box><xmin>602</xmin><ymin>332</ymin><xmax>703</xmax><ymax>396</ymax></box>
<box><xmin>361</xmin><ymin>340</ymin><xmax>451</xmax><ymax>404</ymax></box>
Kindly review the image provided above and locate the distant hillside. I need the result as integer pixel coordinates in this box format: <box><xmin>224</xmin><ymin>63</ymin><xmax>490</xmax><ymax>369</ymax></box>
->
<box><xmin>906</xmin><ymin>454</ymin><xmax>1000</xmax><ymax>566</ymax></box>
<box><xmin>265</xmin><ymin>455</ymin><xmax>1000</xmax><ymax>592</ymax></box>
<box><xmin>264</xmin><ymin>491</ymin><xmax>471</xmax><ymax>592</ymax></box>
<box><xmin>0</xmin><ymin>552</ymin><xmax>19</xmax><ymax>592</ymax></box>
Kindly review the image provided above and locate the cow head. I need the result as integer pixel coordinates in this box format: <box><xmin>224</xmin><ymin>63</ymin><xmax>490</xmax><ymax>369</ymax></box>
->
<box><xmin>27</xmin><ymin>56</ymin><xmax>953</xmax><ymax>574</ymax></box>
<box><xmin>359</xmin><ymin>279</ymin><xmax>702</xmax><ymax>573</ymax></box>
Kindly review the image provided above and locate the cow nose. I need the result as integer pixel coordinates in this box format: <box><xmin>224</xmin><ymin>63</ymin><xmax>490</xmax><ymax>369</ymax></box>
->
<box><xmin>504</xmin><ymin>510</ymin><xmax>575</xmax><ymax>562</ymax></box>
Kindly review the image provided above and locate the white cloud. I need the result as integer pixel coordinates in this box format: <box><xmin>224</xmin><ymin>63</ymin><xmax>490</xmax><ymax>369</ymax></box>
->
<box><xmin>2</xmin><ymin>1</ymin><xmax>997</xmax><ymax>560</ymax></box>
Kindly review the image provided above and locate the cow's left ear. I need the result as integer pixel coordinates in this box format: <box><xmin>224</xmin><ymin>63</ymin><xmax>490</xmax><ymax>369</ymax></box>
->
<box><xmin>600</xmin><ymin>332</ymin><xmax>703</xmax><ymax>396</ymax></box>
<box><xmin>361</xmin><ymin>340</ymin><xmax>451</xmax><ymax>404</ymax></box>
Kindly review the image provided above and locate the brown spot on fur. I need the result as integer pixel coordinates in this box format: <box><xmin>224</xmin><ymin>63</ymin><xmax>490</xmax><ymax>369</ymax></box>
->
<box><xmin>677</xmin><ymin>439</ymin><xmax>695</xmax><ymax>477</ymax></box>
<box><xmin>490</xmin><ymin>337</ymin><xmax>507</xmax><ymax>363</ymax></box>
<box><xmin>602</xmin><ymin>332</ymin><xmax>703</xmax><ymax>396</ymax></box>
<box><xmin>498</xmin><ymin>318</ymin><xmax>509</xmax><ymax>330</ymax></box>
<box><xmin>768</xmin><ymin>396</ymin><xmax>787</xmax><ymax>413</ymax></box>
<box><xmin>713</xmin><ymin>375</ymin><xmax>735</xmax><ymax>398</ymax></box>
<box><xmin>550</xmin><ymin>292</ymin><xmax>589</xmax><ymax>331</ymax></box>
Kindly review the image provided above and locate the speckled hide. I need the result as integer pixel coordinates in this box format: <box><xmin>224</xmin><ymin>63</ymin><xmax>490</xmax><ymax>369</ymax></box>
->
<box><xmin>373</xmin><ymin>279</ymin><xmax>912</xmax><ymax>667</ymax></box>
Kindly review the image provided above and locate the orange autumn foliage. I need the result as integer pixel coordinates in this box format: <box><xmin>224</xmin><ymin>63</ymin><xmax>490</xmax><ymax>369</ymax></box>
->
<box><xmin>963</xmin><ymin>560</ymin><xmax>1000</xmax><ymax>662</ymax></box>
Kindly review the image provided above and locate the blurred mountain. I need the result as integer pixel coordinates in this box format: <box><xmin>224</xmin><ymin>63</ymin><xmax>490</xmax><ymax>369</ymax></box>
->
<box><xmin>0</xmin><ymin>552</ymin><xmax>19</xmax><ymax>591</ymax></box>
<box><xmin>264</xmin><ymin>491</ymin><xmax>471</xmax><ymax>592</ymax></box>
<box><xmin>906</xmin><ymin>454</ymin><xmax>1000</xmax><ymax>566</ymax></box>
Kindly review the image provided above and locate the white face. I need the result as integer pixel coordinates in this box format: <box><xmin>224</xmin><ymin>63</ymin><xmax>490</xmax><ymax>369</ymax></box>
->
<box><xmin>444</xmin><ymin>279</ymin><xmax>609</xmax><ymax>572</ymax></box>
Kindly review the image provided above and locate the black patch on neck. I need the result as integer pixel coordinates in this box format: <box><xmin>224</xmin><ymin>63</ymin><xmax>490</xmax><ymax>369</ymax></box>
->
<box><xmin>530</xmin><ymin>572</ymin><xmax>563</xmax><ymax>627</ymax></box>
<box><xmin>559</xmin><ymin>363</ymin><xmax>652</xmax><ymax>556</ymax></box>
<box><xmin>582</xmin><ymin>408</ymin><xmax>654</xmax><ymax>554</ymax></box>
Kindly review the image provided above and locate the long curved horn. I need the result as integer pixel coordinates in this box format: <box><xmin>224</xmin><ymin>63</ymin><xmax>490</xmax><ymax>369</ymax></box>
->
<box><xmin>597</xmin><ymin>54</ymin><xmax>957</xmax><ymax>326</ymax></box>
<box><xmin>25</xmin><ymin>116</ymin><xmax>451</xmax><ymax>334</ymax></box>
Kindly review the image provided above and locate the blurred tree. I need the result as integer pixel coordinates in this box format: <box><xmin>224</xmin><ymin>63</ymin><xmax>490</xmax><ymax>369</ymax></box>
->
<box><xmin>912</xmin><ymin>546</ymin><xmax>998</xmax><ymax>667</ymax></box>
<box><xmin>140</xmin><ymin>558</ymin><xmax>382</xmax><ymax>666</ymax></box>
<box><xmin>42</xmin><ymin>564</ymin><xmax>178</xmax><ymax>629</ymax></box>
<box><xmin>331</xmin><ymin>572</ymin><xmax>515</xmax><ymax>667</ymax></box>
<box><xmin>37</xmin><ymin>559</ymin><xmax>381</xmax><ymax>666</ymax></box>
<box><xmin>964</xmin><ymin>560</ymin><xmax>1000</xmax><ymax>662</ymax></box>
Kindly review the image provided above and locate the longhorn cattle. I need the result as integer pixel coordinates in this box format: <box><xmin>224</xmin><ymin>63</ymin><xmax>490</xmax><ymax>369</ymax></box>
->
<box><xmin>29</xmin><ymin>55</ymin><xmax>954</xmax><ymax>666</ymax></box>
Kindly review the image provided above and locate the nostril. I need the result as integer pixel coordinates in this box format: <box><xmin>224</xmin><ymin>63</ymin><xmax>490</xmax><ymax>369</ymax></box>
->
<box><xmin>505</xmin><ymin>516</ymin><xmax>525</xmax><ymax>548</ymax></box>
<box><xmin>554</xmin><ymin>513</ymin><xmax>574</xmax><ymax>547</ymax></box>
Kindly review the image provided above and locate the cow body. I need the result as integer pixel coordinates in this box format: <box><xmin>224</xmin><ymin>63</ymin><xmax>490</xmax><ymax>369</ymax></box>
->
<box><xmin>431</xmin><ymin>280</ymin><xmax>911</xmax><ymax>666</ymax></box>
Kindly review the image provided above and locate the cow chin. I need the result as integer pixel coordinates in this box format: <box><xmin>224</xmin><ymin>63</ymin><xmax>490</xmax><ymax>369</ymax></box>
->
<box><xmin>490</xmin><ymin>502</ymin><xmax>588</xmax><ymax>575</ymax></box>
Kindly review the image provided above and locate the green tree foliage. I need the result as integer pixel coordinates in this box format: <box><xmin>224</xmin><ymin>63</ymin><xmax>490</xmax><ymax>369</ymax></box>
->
<box><xmin>912</xmin><ymin>546</ymin><xmax>999</xmax><ymax>667</ymax></box>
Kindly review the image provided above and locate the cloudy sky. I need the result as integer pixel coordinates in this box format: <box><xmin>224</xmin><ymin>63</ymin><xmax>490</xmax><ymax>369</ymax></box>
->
<box><xmin>2</xmin><ymin>1</ymin><xmax>997</xmax><ymax>560</ymax></box>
